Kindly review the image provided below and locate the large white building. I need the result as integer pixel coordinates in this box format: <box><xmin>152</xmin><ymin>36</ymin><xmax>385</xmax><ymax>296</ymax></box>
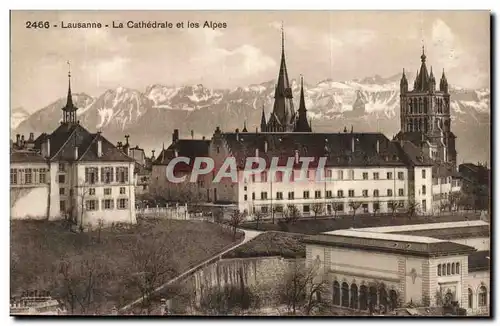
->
<box><xmin>304</xmin><ymin>221</ymin><xmax>490</xmax><ymax>315</ymax></box>
<box><xmin>10</xmin><ymin>73</ymin><xmax>137</xmax><ymax>226</ymax></box>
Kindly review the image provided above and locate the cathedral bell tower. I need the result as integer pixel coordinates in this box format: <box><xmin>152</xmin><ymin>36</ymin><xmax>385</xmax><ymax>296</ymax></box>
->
<box><xmin>398</xmin><ymin>47</ymin><xmax>456</xmax><ymax>164</ymax></box>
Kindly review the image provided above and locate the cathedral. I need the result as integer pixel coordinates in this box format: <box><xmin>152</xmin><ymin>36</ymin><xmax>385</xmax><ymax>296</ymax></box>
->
<box><xmin>395</xmin><ymin>47</ymin><xmax>457</xmax><ymax>167</ymax></box>
<box><xmin>259</xmin><ymin>26</ymin><xmax>311</xmax><ymax>133</ymax></box>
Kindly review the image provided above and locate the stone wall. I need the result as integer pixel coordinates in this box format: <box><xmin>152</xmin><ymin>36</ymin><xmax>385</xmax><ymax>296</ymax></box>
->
<box><xmin>184</xmin><ymin>256</ymin><xmax>302</xmax><ymax>307</ymax></box>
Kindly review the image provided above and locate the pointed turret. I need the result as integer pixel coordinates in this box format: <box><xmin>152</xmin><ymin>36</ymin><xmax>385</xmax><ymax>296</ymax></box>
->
<box><xmin>440</xmin><ymin>68</ymin><xmax>449</xmax><ymax>93</ymax></box>
<box><xmin>294</xmin><ymin>75</ymin><xmax>311</xmax><ymax>132</ymax></box>
<box><xmin>400</xmin><ymin>68</ymin><xmax>408</xmax><ymax>94</ymax></box>
<box><xmin>429</xmin><ymin>66</ymin><xmax>436</xmax><ymax>92</ymax></box>
<box><xmin>242</xmin><ymin>120</ymin><xmax>248</xmax><ymax>132</ymax></box>
<box><xmin>62</xmin><ymin>61</ymin><xmax>78</xmax><ymax>124</ymax></box>
<box><xmin>414</xmin><ymin>46</ymin><xmax>430</xmax><ymax>92</ymax></box>
<box><xmin>260</xmin><ymin>106</ymin><xmax>267</xmax><ymax>132</ymax></box>
<box><xmin>270</xmin><ymin>23</ymin><xmax>295</xmax><ymax>131</ymax></box>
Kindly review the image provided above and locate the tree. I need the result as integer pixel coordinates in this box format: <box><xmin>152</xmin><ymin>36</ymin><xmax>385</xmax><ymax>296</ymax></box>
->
<box><xmin>283</xmin><ymin>205</ymin><xmax>301</xmax><ymax>224</ymax></box>
<box><xmin>348</xmin><ymin>201</ymin><xmax>361</xmax><ymax>225</ymax></box>
<box><xmin>406</xmin><ymin>199</ymin><xmax>419</xmax><ymax>219</ymax></box>
<box><xmin>311</xmin><ymin>203</ymin><xmax>324</xmax><ymax>219</ymax></box>
<box><xmin>229</xmin><ymin>210</ymin><xmax>245</xmax><ymax>241</ymax></box>
<box><xmin>387</xmin><ymin>200</ymin><xmax>398</xmax><ymax>218</ymax></box>
<box><xmin>279</xmin><ymin>261</ymin><xmax>329</xmax><ymax>315</ymax></box>
<box><xmin>253</xmin><ymin>210</ymin><xmax>263</xmax><ymax>230</ymax></box>
<box><xmin>56</xmin><ymin>254</ymin><xmax>106</xmax><ymax>315</ymax></box>
<box><xmin>127</xmin><ymin>235</ymin><xmax>178</xmax><ymax>314</ymax></box>
<box><xmin>76</xmin><ymin>182</ymin><xmax>91</xmax><ymax>231</ymax></box>
<box><xmin>331</xmin><ymin>202</ymin><xmax>343</xmax><ymax>219</ymax></box>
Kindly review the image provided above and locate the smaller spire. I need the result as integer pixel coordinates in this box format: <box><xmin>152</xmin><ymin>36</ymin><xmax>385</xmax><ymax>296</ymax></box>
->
<box><xmin>66</xmin><ymin>60</ymin><xmax>74</xmax><ymax>109</ymax></box>
<box><xmin>281</xmin><ymin>21</ymin><xmax>285</xmax><ymax>55</ymax></box>
<box><xmin>242</xmin><ymin>120</ymin><xmax>248</xmax><ymax>132</ymax></box>
<box><xmin>430</xmin><ymin>66</ymin><xmax>435</xmax><ymax>79</ymax></box>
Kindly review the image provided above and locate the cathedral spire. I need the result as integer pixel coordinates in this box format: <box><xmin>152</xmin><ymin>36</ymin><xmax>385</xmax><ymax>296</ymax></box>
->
<box><xmin>270</xmin><ymin>22</ymin><xmax>295</xmax><ymax>131</ymax></box>
<box><xmin>414</xmin><ymin>46</ymin><xmax>430</xmax><ymax>91</ymax></box>
<box><xmin>440</xmin><ymin>68</ymin><xmax>449</xmax><ymax>93</ymax></box>
<box><xmin>260</xmin><ymin>105</ymin><xmax>267</xmax><ymax>132</ymax></box>
<box><xmin>294</xmin><ymin>75</ymin><xmax>311</xmax><ymax>132</ymax></box>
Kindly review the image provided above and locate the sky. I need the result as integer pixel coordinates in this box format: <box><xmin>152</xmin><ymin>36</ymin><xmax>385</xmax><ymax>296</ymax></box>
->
<box><xmin>11</xmin><ymin>10</ymin><xmax>490</xmax><ymax>112</ymax></box>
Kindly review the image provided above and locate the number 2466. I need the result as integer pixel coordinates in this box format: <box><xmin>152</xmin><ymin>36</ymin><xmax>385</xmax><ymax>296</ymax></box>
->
<box><xmin>26</xmin><ymin>21</ymin><xmax>51</xmax><ymax>29</ymax></box>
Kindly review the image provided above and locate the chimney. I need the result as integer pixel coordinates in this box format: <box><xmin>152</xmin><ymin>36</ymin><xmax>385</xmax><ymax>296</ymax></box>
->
<box><xmin>351</xmin><ymin>137</ymin><xmax>355</xmax><ymax>153</ymax></box>
<box><xmin>295</xmin><ymin>149</ymin><xmax>299</xmax><ymax>164</ymax></box>
<box><xmin>151</xmin><ymin>149</ymin><xmax>155</xmax><ymax>160</ymax></box>
<box><xmin>16</xmin><ymin>134</ymin><xmax>20</xmax><ymax>147</ymax></box>
<box><xmin>264</xmin><ymin>140</ymin><xmax>268</xmax><ymax>153</ymax></box>
<box><xmin>29</xmin><ymin>132</ymin><xmax>34</xmax><ymax>142</ymax></box>
<box><xmin>97</xmin><ymin>138</ymin><xmax>102</xmax><ymax>158</ymax></box>
<box><xmin>45</xmin><ymin>137</ymin><xmax>51</xmax><ymax>158</ymax></box>
<box><xmin>376</xmin><ymin>139</ymin><xmax>380</xmax><ymax>154</ymax></box>
<box><xmin>191</xmin><ymin>130</ymin><xmax>194</xmax><ymax>139</ymax></box>
<box><xmin>235</xmin><ymin>128</ymin><xmax>240</xmax><ymax>141</ymax></box>
<box><xmin>255</xmin><ymin>148</ymin><xmax>259</xmax><ymax>157</ymax></box>
<box><xmin>20</xmin><ymin>135</ymin><xmax>25</xmax><ymax>147</ymax></box>
<box><xmin>173</xmin><ymin>129</ymin><xmax>179</xmax><ymax>143</ymax></box>
<box><xmin>74</xmin><ymin>146</ymin><xmax>79</xmax><ymax>160</ymax></box>
<box><xmin>125</xmin><ymin>135</ymin><xmax>130</xmax><ymax>145</ymax></box>
<box><xmin>202</xmin><ymin>136</ymin><xmax>205</xmax><ymax>140</ymax></box>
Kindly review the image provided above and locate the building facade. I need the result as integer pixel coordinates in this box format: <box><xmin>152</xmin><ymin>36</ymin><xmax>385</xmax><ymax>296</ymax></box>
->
<box><xmin>303</xmin><ymin>222</ymin><xmax>489</xmax><ymax>315</ymax></box>
<box><xmin>10</xmin><ymin>72</ymin><xmax>137</xmax><ymax>226</ymax></box>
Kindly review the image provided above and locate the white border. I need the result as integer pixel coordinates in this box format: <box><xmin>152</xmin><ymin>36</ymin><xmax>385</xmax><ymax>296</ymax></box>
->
<box><xmin>2</xmin><ymin>1</ymin><xmax>497</xmax><ymax>326</ymax></box>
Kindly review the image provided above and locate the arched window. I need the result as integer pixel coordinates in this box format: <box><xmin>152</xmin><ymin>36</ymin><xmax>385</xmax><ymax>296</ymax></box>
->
<box><xmin>468</xmin><ymin>288</ymin><xmax>473</xmax><ymax>308</ymax></box>
<box><xmin>456</xmin><ymin>263</ymin><xmax>460</xmax><ymax>274</ymax></box>
<box><xmin>447</xmin><ymin>263</ymin><xmax>451</xmax><ymax>275</ymax></box>
<box><xmin>437</xmin><ymin>264</ymin><xmax>441</xmax><ymax>276</ymax></box>
<box><xmin>341</xmin><ymin>282</ymin><xmax>350</xmax><ymax>307</ymax></box>
<box><xmin>451</xmin><ymin>263</ymin><xmax>455</xmax><ymax>275</ymax></box>
<box><xmin>441</xmin><ymin>264</ymin><xmax>446</xmax><ymax>276</ymax></box>
<box><xmin>350</xmin><ymin>284</ymin><xmax>358</xmax><ymax>309</ymax></box>
<box><xmin>478</xmin><ymin>286</ymin><xmax>487</xmax><ymax>306</ymax></box>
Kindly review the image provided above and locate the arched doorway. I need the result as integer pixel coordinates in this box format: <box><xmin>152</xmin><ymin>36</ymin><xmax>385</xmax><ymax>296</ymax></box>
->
<box><xmin>333</xmin><ymin>281</ymin><xmax>340</xmax><ymax>306</ymax></box>
<box><xmin>389</xmin><ymin>290</ymin><xmax>398</xmax><ymax>311</ymax></box>
<box><xmin>341</xmin><ymin>282</ymin><xmax>349</xmax><ymax>307</ymax></box>
<box><xmin>350</xmin><ymin>284</ymin><xmax>358</xmax><ymax>309</ymax></box>
<box><xmin>468</xmin><ymin>288</ymin><xmax>473</xmax><ymax>309</ymax></box>
<box><xmin>368</xmin><ymin>285</ymin><xmax>378</xmax><ymax>313</ymax></box>
<box><xmin>359</xmin><ymin>285</ymin><xmax>368</xmax><ymax>310</ymax></box>
<box><xmin>379</xmin><ymin>286</ymin><xmax>388</xmax><ymax>311</ymax></box>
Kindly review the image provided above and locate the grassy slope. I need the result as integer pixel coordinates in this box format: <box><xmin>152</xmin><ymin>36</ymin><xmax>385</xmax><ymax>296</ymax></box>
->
<box><xmin>223</xmin><ymin>232</ymin><xmax>306</xmax><ymax>259</ymax></box>
<box><xmin>11</xmin><ymin>218</ymin><xmax>239</xmax><ymax>312</ymax></box>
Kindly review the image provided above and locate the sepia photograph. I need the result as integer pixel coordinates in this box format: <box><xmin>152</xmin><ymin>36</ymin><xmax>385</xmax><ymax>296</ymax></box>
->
<box><xmin>8</xmin><ymin>9</ymin><xmax>491</xmax><ymax>318</ymax></box>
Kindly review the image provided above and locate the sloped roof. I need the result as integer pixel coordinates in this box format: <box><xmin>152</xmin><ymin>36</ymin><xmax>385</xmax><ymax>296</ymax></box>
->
<box><xmin>10</xmin><ymin>150</ymin><xmax>47</xmax><ymax>164</ymax></box>
<box><xmin>153</xmin><ymin>139</ymin><xmax>211</xmax><ymax>165</ymax></box>
<box><xmin>389</xmin><ymin>225</ymin><xmax>490</xmax><ymax>240</ymax></box>
<box><xmin>394</xmin><ymin>140</ymin><xmax>433</xmax><ymax>167</ymax></box>
<box><xmin>219</xmin><ymin>132</ymin><xmax>410</xmax><ymax>169</ymax></box>
<box><xmin>34</xmin><ymin>123</ymin><xmax>134</xmax><ymax>163</ymax></box>
<box><xmin>303</xmin><ymin>232</ymin><xmax>476</xmax><ymax>258</ymax></box>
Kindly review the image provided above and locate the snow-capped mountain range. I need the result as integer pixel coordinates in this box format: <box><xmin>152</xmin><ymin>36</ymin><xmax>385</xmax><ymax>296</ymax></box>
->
<box><xmin>12</xmin><ymin>73</ymin><xmax>490</xmax><ymax>164</ymax></box>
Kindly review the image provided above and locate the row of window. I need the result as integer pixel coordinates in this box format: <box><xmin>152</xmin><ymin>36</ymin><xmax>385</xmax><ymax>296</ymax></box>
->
<box><xmin>84</xmin><ymin>198</ymin><xmax>129</xmax><ymax>211</ymax></box>
<box><xmin>59</xmin><ymin>187</ymin><xmax>127</xmax><ymax>196</ymax></box>
<box><xmin>247</xmin><ymin>188</ymin><xmax>407</xmax><ymax>201</ymax></box>
<box><xmin>84</xmin><ymin>167</ymin><xmax>129</xmax><ymax>184</ymax></box>
<box><xmin>249</xmin><ymin>170</ymin><xmax>406</xmax><ymax>183</ymax></box>
<box><xmin>256</xmin><ymin>200</ymin><xmax>408</xmax><ymax>214</ymax></box>
<box><xmin>437</xmin><ymin>262</ymin><xmax>460</xmax><ymax>276</ymax></box>
<box><xmin>432</xmin><ymin>177</ymin><xmax>454</xmax><ymax>185</ymax></box>
<box><xmin>10</xmin><ymin>168</ymin><xmax>47</xmax><ymax>185</ymax></box>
